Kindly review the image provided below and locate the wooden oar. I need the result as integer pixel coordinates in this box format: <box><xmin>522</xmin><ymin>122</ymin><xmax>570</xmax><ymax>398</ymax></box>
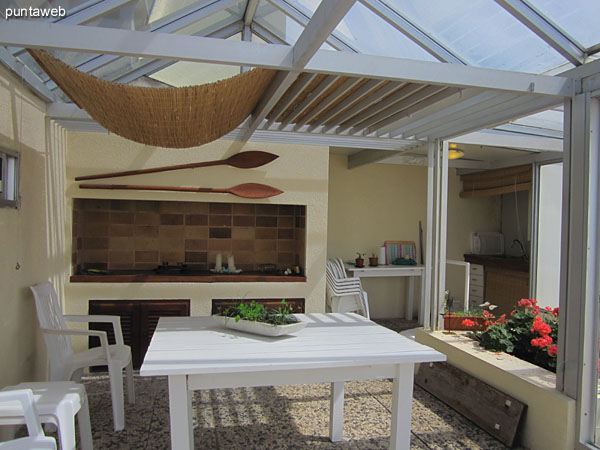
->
<box><xmin>74</xmin><ymin>151</ymin><xmax>279</xmax><ymax>181</ymax></box>
<box><xmin>79</xmin><ymin>183</ymin><xmax>284</xmax><ymax>199</ymax></box>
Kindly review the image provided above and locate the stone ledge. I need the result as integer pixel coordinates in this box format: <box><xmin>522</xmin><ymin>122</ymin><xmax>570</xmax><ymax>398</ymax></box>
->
<box><xmin>416</xmin><ymin>329</ymin><xmax>576</xmax><ymax>450</ymax></box>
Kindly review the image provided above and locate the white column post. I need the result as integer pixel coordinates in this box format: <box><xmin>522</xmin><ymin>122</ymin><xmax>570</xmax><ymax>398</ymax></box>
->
<box><xmin>558</xmin><ymin>92</ymin><xmax>600</xmax><ymax>447</ymax></box>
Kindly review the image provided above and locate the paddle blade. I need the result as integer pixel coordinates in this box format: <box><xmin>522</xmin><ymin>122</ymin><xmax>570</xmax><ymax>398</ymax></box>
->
<box><xmin>228</xmin><ymin>183</ymin><xmax>283</xmax><ymax>199</ymax></box>
<box><xmin>226</xmin><ymin>151</ymin><xmax>279</xmax><ymax>169</ymax></box>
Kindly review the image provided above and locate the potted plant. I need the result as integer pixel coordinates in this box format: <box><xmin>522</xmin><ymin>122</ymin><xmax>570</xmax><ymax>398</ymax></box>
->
<box><xmin>443</xmin><ymin>310</ymin><xmax>489</xmax><ymax>331</ymax></box>
<box><xmin>466</xmin><ymin>299</ymin><xmax>559</xmax><ymax>372</ymax></box>
<box><xmin>369</xmin><ymin>253</ymin><xmax>379</xmax><ymax>266</ymax></box>
<box><xmin>442</xmin><ymin>292</ymin><xmax>495</xmax><ymax>331</ymax></box>
<box><xmin>214</xmin><ymin>300</ymin><xmax>307</xmax><ymax>337</ymax></box>
<box><xmin>355</xmin><ymin>252</ymin><xmax>365</xmax><ymax>268</ymax></box>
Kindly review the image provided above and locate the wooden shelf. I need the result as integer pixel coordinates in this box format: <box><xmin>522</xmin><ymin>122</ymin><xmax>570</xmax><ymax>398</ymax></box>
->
<box><xmin>70</xmin><ymin>272</ymin><xmax>306</xmax><ymax>283</ymax></box>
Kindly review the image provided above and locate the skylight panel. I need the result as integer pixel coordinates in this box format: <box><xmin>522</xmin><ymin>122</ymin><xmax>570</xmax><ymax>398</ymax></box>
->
<box><xmin>332</xmin><ymin>2</ymin><xmax>437</xmax><ymax>60</ymax></box>
<box><xmin>527</xmin><ymin>0</ymin><xmax>600</xmax><ymax>49</ymax></box>
<box><xmin>384</xmin><ymin>0</ymin><xmax>566</xmax><ymax>73</ymax></box>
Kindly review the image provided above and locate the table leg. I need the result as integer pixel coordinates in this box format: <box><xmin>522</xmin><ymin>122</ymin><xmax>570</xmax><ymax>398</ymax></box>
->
<box><xmin>406</xmin><ymin>277</ymin><xmax>415</xmax><ymax>321</ymax></box>
<box><xmin>419</xmin><ymin>272</ymin><xmax>426</xmax><ymax>325</ymax></box>
<box><xmin>390</xmin><ymin>364</ymin><xmax>415</xmax><ymax>450</ymax></box>
<box><xmin>168</xmin><ymin>375</ymin><xmax>193</xmax><ymax>450</ymax></box>
<box><xmin>329</xmin><ymin>381</ymin><xmax>344</xmax><ymax>442</ymax></box>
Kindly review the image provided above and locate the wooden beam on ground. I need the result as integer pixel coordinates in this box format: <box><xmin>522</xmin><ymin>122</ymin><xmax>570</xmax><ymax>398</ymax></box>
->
<box><xmin>416</xmin><ymin>361</ymin><xmax>526</xmax><ymax>447</ymax></box>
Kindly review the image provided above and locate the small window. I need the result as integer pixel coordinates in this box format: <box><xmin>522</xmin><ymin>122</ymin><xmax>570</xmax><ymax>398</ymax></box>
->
<box><xmin>0</xmin><ymin>148</ymin><xmax>19</xmax><ymax>208</ymax></box>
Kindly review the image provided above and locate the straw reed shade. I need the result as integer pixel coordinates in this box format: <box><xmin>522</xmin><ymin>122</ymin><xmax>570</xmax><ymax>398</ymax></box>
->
<box><xmin>29</xmin><ymin>49</ymin><xmax>276</xmax><ymax>148</ymax></box>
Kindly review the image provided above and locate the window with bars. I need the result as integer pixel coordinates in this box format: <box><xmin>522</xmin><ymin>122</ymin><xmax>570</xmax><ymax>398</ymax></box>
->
<box><xmin>0</xmin><ymin>148</ymin><xmax>19</xmax><ymax>209</ymax></box>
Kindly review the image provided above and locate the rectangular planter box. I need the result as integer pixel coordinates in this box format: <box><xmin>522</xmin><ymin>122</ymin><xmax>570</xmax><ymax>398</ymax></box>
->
<box><xmin>443</xmin><ymin>314</ymin><xmax>487</xmax><ymax>331</ymax></box>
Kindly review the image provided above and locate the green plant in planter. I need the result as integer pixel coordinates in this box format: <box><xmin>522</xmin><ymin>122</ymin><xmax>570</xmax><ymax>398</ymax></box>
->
<box><xmin>468</xmin><ymin>299</ymin><xmax>559</xmax><ymax>372</ymax></box>
<box><xmin>219</xmin><ymin>300</ymin><xmax>298</xmax><ymax>326</ymax></box>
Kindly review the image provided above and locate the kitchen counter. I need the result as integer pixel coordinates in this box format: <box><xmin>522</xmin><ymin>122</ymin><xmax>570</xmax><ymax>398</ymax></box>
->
<box><xmin>464</xmin><ymin>254</ymin><xmax>529</xmax><ymax>315</ymax></box>
<box><xmin>70</xmin><ymin>270</ymin><xmax>306</xmax><ymax>283</ymax></box>
<box><xmin>464</xmin><ymin>254</ymin><xmax>529</xmax><ymax>273</ymax></box>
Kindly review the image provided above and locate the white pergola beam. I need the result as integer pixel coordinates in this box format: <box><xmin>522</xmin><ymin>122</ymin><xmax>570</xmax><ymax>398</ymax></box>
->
<box><xmin>368</xmin><ymin>87</ymin><xmax>461</xmax><ymax>136</ymax></box>
<box><xmin>329</xmin><ymin>82</ymin><xmax>414</xmax><ymax>133</ymax></box>
<box><xmin>113</xmin><ymin>20</ymin><xmax>245</xmax><ymax>84</ymax></box>
<box><xmin>44</xmin><ymin>0</ymin><xmax>246</xmax><ymax>88</ymax></box>
<box><xmin>0</xmin><ymin>20</ymin><xmax>574</xmax><ymax>97</ymax></box>
<box><xmin>0</xmin><ymin>47</ymin><xmax>55</xmax><ymax>102</ymax></box>
<box><xmin>430</xmin><ymin>96</ymin><xmax>561</xmax><ymax>140</ymax></box>
<box><xmin>452</xmin><ymin>129</ymin><xmax>563</xmax><ymax>152</ymax></box>
<box><xmin>390</xmin><ymin>91</ymin><xmax>498</xmax><ymax>138</ymax></box>
<box><xmin>351</xmin><ymin>85</ymin><xmax>446</xmax><ymax>134</ymax></box>
<box><xmin>359</xmin><ymin>0</ymin><xmax>466</xmax><ymax>65</ymax></box>
<box><xmin>409</xmin><ymin>93</ymin><xmax>522</xmax><ymax>139</ymax></box>
<box><xmin>278</xmin><ymin>75</ymin><xmax>339</xmax><ymax>130</ymax></box>
<box><xmin>244</xmin><ymin>0</ymin><xmax>259</xmax><ymax>25</ymax></box>
<box><xmin>306</xmin><ymin>50</ymin><xmax>573</xmax><ymax>97</ymax></box>
<box><xmin>293</xmin><ymin>77</ymin><xmax>362</xmax><ymax>129</ymax></box>
<box><xmin>242</xmin><ymin>0</ymin><xmax>356</xmax><ymax>141</ymax></box>
<box><xmin>494</xmin><ymin>0</ymin><xmax>586</xmax><ymax>66</ymax></box>
<box><xmin>348</xmin><ymin>149</ymin><xmax>402</xmax><ymax>169</ymax></box>
<box><xmin>267</xmin><ymin>0</ymin><xmax>358</xmax><ymax>53</ymax></box>
<box><xmin>264</xmin><ymin>73</ymin><xmax>318</xmax><ymax>128</ymax></box>
<box><xmin>309</xmin><ymin>79</ymin><xmax>385</xmax><ymax>132</ymax></box>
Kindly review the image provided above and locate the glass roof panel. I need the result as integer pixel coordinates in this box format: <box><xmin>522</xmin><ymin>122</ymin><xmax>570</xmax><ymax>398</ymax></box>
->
<box><xmin>383</xmin><ymin>0</ymin><xmax>566</xmax><ymax>73</ymax></box>
<box><xmin>527</xmin><ymin>0</ymin><xmax>600</xmax><ymax>49</ymax></box>
<box><xmin>259</xmin><ymin>0</ymin><xmax>436</xmax><ymax>60</ymax></box>
<box><xmin>332</xmin><ymin>2</ymin><xmax>437</xmax><ymax>61</ymax></box>
<box><xmin>254</xmin><ymin>0</ymin><xmax>302</xmax><ymax>45</ymax></box>
<box><xmin>149</xmin><ymin>34</ymin><xmax>243</xmax><ymax>87</ymax></box>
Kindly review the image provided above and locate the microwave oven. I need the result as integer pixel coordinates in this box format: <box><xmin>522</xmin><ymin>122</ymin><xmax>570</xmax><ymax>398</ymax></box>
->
<box><xmin>470</xmin><ymin>232</ymin><xmax>504</xmax><ymax>255</ymax></box>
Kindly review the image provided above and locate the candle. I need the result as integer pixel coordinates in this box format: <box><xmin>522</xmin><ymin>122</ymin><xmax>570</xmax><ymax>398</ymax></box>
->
<box><xmin>215</xmin><ymin>253</ymin><xmax>222</xmax><ymax>271</ymax></box>
<box><xmin>227</xmin><ymin>255</ymin><xmax>236</xmax><ymax>271</ymax></box>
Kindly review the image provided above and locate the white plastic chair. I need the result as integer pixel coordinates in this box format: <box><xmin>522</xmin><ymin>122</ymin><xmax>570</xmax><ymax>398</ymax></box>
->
<box><xmin>0</xmin><ymin>389</ymin><xmax>56</xmax><ymax>450</ymax></box>
<box><xmin>0</xmin><ymin>382</ymin><xmax>92</xmax><ymax>450</ymax></box>
<box><xmin>326</xmin><ymin>258</ymin><xmax>370</xmax><ymax>318</ymax></box>
<box><xmin>30</xmin><ymin>282</ymin><xmax>134</xmax><ymax>432</ymax></box>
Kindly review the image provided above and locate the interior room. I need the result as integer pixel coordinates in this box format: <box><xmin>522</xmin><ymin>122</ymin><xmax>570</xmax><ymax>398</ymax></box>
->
<box><xmin>0</xmin><ymin>1</ymin><xmax>599</xmax><ymax>449</ymax></box>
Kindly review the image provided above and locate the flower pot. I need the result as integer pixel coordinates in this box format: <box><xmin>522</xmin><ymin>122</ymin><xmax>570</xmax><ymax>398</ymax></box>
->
<box><xmin>443</xmin><ymin>314</ymin><xmax>487</xmax><ymax>331</ymax></box>
<box><xmin>355</xmin><ymin>258</ymin><xmax>364</xmax><ymax>268</ymax></box>
<box><xmin>369</xmin><ymin>257</ymin><xmax>378</xmax><ymax>266</ymax></box>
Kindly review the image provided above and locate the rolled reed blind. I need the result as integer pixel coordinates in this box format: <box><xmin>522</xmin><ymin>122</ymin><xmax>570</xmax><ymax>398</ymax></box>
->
<box><xmin>460</xmin><ymin>164</ymin><xmax>532</xmax><ymax>198</ymax></box>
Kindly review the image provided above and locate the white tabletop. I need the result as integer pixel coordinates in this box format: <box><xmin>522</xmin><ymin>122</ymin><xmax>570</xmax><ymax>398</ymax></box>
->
<box><xmin>140</xmin><ymin>313</ymin><xmax>444</xmax><ymax>377</ymax></box>
<box><xmin>345</xmin><ymin>263</ymin><xmax>425</xmax><ymax>274</ymax></box>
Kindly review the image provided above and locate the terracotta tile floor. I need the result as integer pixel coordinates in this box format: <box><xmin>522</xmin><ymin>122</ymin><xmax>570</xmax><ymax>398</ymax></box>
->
<box><xmin>75</xmin><ymin>318</ymin><xmax>520</xmax><ymax>449</ymax></box>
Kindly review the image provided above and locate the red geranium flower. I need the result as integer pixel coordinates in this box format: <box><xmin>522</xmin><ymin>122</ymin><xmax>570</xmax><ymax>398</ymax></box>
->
<box><xmin>547</xmin><ymin>345</ymin><xmax>558</xmax><ymax>356</ymax></box>
<box><xmin>461</xmin><ymin>319</ymin><xmax>475</xmax><ymax>327</ymax></box>
<box><xmin>531</xmin><ymin>319</ymin><xmax>552</xmax><ymax>336</ymax></box>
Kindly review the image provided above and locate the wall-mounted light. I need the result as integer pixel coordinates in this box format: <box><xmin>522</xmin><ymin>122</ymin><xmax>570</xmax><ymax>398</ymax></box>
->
<box><xmin>448</xmin><ymin>143</ymin><xmax>464</xmax><ymax>160</ymax></box>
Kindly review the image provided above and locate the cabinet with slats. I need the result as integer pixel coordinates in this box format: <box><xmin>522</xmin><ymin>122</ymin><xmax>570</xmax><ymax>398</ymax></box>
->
<box><xmin>89</xmin><ymin>299</ymin><xmax>190</xmax><ymax>369</ymax></box>
<box><xmin>469</xmin><ymin>264</ymin><xmax>485</xmax><ymax>309</ymax></box>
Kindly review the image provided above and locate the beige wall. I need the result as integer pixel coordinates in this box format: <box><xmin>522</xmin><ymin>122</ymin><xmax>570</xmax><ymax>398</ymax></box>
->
<box><xmin>64</xmin><ymin>133</ymin><xmax>329</xmax><ymax>351</ymax></box>
<box><xmin>0</xmin><ymin>65</ymin><xmax>69</xmax><ymax>387</ymax></box>
<box><xmin>327</xmin><ymin>154</ymin><xmax>501</xmax><ymax>318</ymax></box>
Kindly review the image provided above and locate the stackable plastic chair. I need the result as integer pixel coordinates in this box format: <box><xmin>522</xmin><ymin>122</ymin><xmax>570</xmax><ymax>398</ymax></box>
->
<box><xmin>30</xmin><ymin>282</ymin><xmax>134</xmax><ymax>431</ymax></box>
<box><xmin>0</xmin><ymin>389</ymin><xmax>56</xmax><ymax>449</ymax></box>
<box><xmin>0</xmin><ymin>382</ymin><xmax>92</xmax><ymax>450</ymax></box>
<box><xmin>325</xmin><ymin>258</ymin><xmax>370</xmax><ymax>318</ymax></box>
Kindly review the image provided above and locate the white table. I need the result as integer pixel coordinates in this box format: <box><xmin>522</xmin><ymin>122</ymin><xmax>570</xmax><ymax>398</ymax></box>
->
<box><xmin>346</xmin><ymin>264</ymin><xmax>426</xmax><ymax>323</ymax></box>
<box><xmin>140</xmin><ymin>313</ymin><xmax>445</xmax><ymax>450</ymax></box>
